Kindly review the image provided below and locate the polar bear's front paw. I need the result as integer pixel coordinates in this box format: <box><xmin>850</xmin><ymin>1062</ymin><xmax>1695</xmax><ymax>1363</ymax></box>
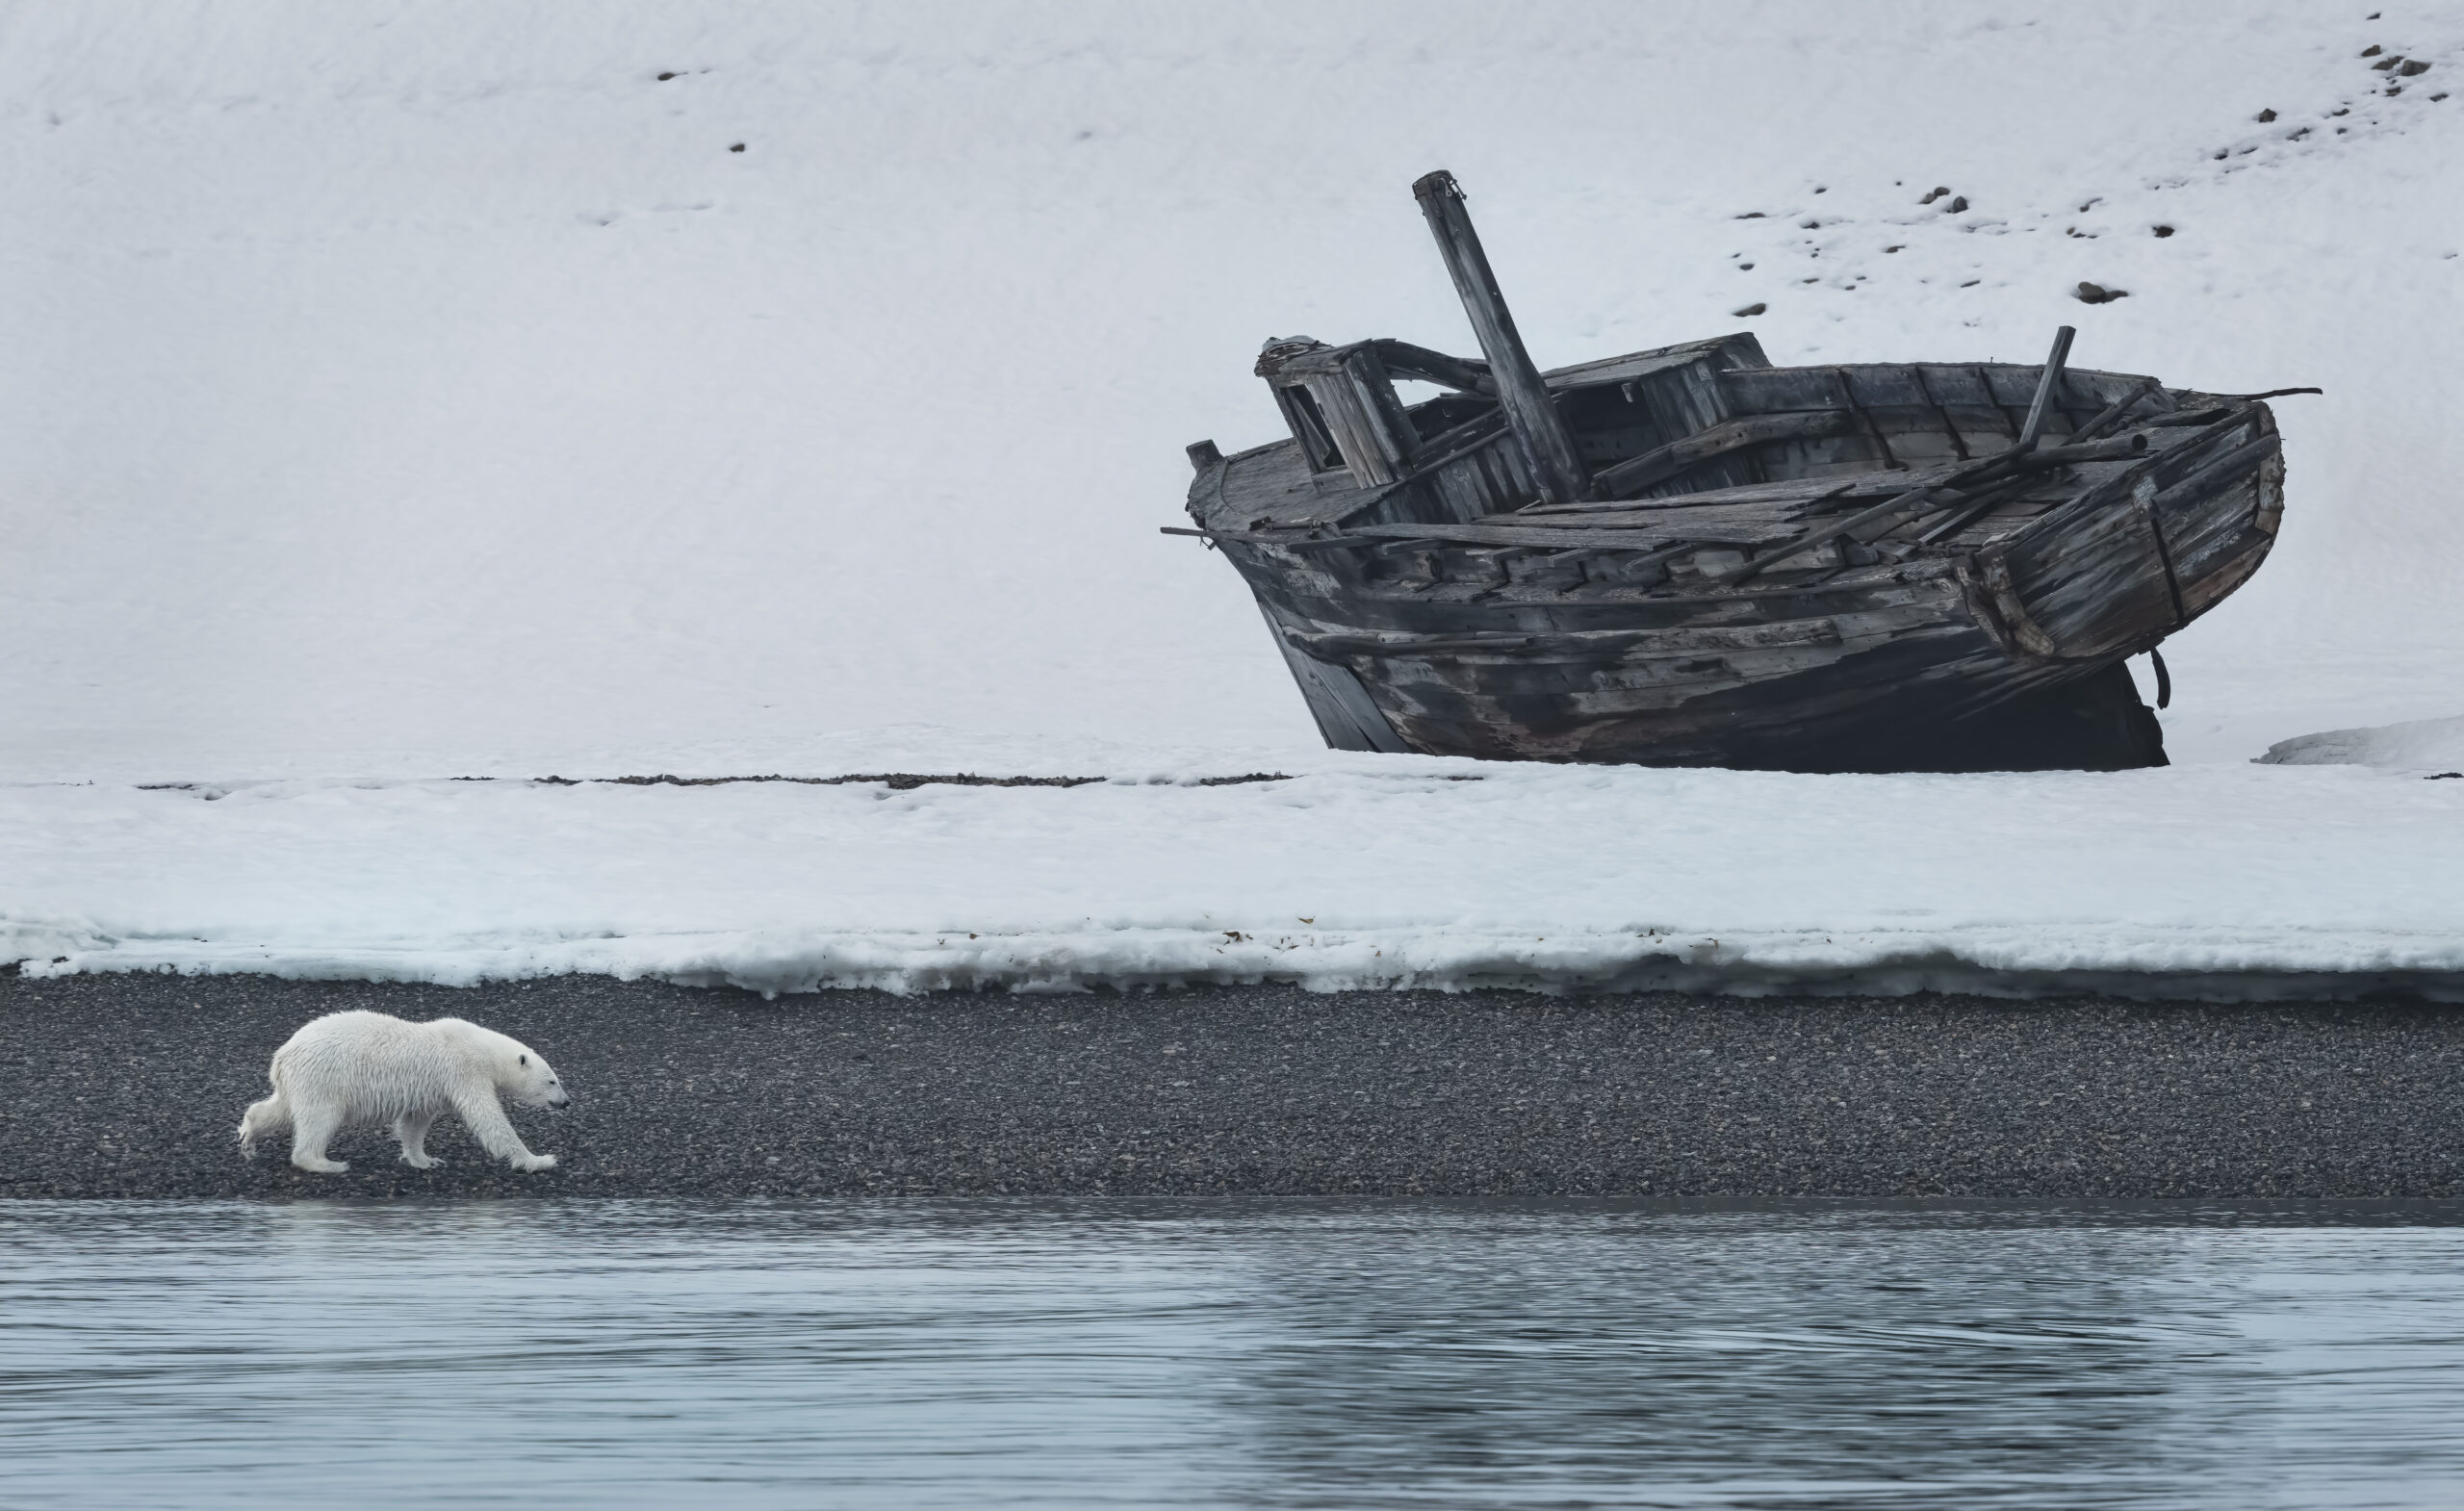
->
<box><xmin>295</xmin><ymin>1158</ymin><xmax>348</xmax><ymax>1174</ymax></box>
<box><xmin>514</xmin><ymin>1153</ymin><xmax>558</xmax><ymax>1173</ymax></box>
<box><xmin>401</xmin><ymin>1153</ymin><xmax>444</xmax><ymax>1170</ymax></box>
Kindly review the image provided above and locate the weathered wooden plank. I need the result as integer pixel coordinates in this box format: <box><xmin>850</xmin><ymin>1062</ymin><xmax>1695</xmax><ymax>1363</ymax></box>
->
<box><xmin>2151</xmin><ymin>435</ymin><xmax>2281</xmax><ymax>594</ymax></box>
<box><xmin>1759</xmin><ymin>431</ymin><xmax>1894</xmax><ymax>484</ymax></box>
<box><xmin>1541</xmin><ymin>333</ymin><xmax>1767</xmax><ymax>390</ymax></box>
<box><xmin>1405</xmin><ymin>392</ymin><xmax>1497</xmax><ymax>440</ymax></box>
<box><xmin>2212</xmin><ymin>386</ymin><xmax>2323</xmax><ymax>402</ymax></box>
<box><xmin>1644</xmin><ymin>355</ymin><xmax>1758</xmax><ymax>494</ymax></box>
<box><xmin>2071</xmin><ymin>370</ymin><xmax>2168</xmax><ymax>409</ymax></box>
<box><xmin>2066</xmin><ymin>375</ymin><xmax>2164</xmax><ymax>443</ymax></box>
<box><xmin>1211</xmin><ymin>442</ymin><xmax>1361</xmax><ymax>527</ymax></box>
<box><xmin>1259</xmin><ymin>602</ymin><xmax>1413</xmax><ymax>753</ymax></box>
<box><xmin>1591</xmin><ymin>410</ymin><xmax>1854</xmax><ymax>497</ymax></box>
<box><xmin>1287</xmin><ymin>618</ymin><xmax>1844</xmax><ymax>660</ymax></box>
<box><xmin>2139</xmin><ymin>405</ymin><xmax>2234</xmax><ymax>428</ymax></box>
<box><xmin>1558</xmin><ymin>355</ymin><xmax>1739</xmax><ymax>477</ymax></box>
<box><xmin>1719</xmin><ymin>368</ymin><xmax>1853</xmax><ymax>415</ymax></box>
<box><xmin>1833</xmin><ymin>365</ymin><xmax>1937</xmax><ymax>408</ymax></box>
<box><xmin>1353</xmin><ymin>516</ymin><xmax>1805</xmax><ymax>549</ymax></box>
<box><xmin>2173</xmin><ymin>523</ymin><xmax>2272</xmax><ymax>619</ymax></box>
<box><xmin>1911</xmin><ymin>475</ymin><xmax>2040</xmax><ymax>546</ymax></box>
<box><xmin>1905</xmin><ymin>366</ymin><xmax>1976</xmax><ymax>463</ymax></box>
<box><xmin>1420</xmin><ymin>429</ymin><xmax>1531</xmax><ymax>523</ymax></box>
<box><xmin>1875</xmin><ymin>428</ymin><xmax>1965</xmax><ymax>465</ymax></box>
<box><xmin>2025</xmin><ymin>434</ymin><xmax>2150</xmax><ymax>467</ymax></box>
<box><xmin>1369</xmin><ymin>340</ymin><xmax>1495</xmax><ymax>395</ymax></box>
<box><xmin>2158</xmin><ymin>473</ymin><xmax>2262</xmax><ymax>563</ymax></box>
<box><xmin>2153</xmin><ymin>430</ymin><xmax>2279</xmax><ymax>509</ymax></box>
<box><xmin>1911</xmin><ymin>366</ymin><xmax>1991</xmax><ymax>406</ymax></box>
<box><xmin>1524</xmin><ymin>475</ymin><xmax>1878</xmax><ymax>516</ymax></box>
<box><xmin>2016</xmin><ymin>326</ymin><xmax>2078</xmax><ymax>449</ymax></box>
<box><xmin>1993</xmin><ymin>493</ymin><xmax>2179</xmax><ymax>658</ymax></box>
<box><xmin>1982</xmin><ymin>366</ymin><xmax>2056</xmax><ymax>409</ymax></box>
<box><xmin>1412</xmin><ymin>171</ymin><xmax>1590</xmax><ymax>504</ymax></box>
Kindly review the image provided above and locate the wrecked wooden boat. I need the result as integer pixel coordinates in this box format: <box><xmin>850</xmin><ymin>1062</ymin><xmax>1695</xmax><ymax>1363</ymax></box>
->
<box><xmin>1168</xmin><ymin>170</ymin><xmax>2299</xmax><ymax>772</ymax></box>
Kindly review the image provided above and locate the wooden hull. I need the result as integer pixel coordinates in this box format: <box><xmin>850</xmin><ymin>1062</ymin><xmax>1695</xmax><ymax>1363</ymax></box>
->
<box><xmin>1189</xmin><ymin>339</ymin><xmax>2285</xmax><ymax>772</ymax></box>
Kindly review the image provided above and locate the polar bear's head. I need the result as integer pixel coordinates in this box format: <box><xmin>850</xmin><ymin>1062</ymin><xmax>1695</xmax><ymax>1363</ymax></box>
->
<box><xmin>497</xmin><ymin>1038</ymin><xmax>571</xmax><ymax>1110</ymax></box>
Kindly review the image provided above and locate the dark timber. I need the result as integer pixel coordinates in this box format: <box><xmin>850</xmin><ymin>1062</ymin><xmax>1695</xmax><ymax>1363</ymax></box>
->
<box><xmin>1412</xmin><ymin>170</ymin><xmax>1591</xmax><ymax>506</ymax></box>
<box><xmin>1177</xmin><ymin>171</ymin><xmax>2297</xmax><ymax>772</ymax></box>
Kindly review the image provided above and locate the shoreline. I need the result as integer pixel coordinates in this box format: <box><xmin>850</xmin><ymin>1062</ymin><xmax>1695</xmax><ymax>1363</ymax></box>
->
<box><xmin>5</xmin><ymin>970</ymin><xmax>2461</xmax><ymax>1199</ymax></box>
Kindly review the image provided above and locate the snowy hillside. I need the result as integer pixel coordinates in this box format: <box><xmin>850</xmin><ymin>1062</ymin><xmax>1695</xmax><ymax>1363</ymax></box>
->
<box><xmin>3</xmin><ymin>1</ymin><xmax>2457</xmax><ymax>781</ymax></box>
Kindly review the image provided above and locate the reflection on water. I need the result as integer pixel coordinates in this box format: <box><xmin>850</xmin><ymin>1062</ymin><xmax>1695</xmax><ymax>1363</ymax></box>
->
<box><xmin>4</xmin><ymin>1200</ymin><xmax>2462</xmax><ymax>1508</ymax></box>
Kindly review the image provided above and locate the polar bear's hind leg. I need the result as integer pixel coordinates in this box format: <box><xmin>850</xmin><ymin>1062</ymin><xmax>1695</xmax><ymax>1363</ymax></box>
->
<box><xmin>288</xmin><ymin>1104</ymin><xmax>349</xmax><ymax>1174</ymax></box>
<box><xmin>237</xmin><ymin>1091</ymin><xmax>291</xmax><ymax>1159</ymax></box>
<box><xmin>394</xmin><ymin>1109</ymin><xmax>444</xmax><ymax>1169</ymax></box>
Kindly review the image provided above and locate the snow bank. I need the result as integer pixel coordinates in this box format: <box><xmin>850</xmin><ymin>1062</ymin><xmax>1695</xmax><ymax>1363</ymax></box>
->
<box><xmin>2258</xmin><ymin>715</ymin><xmax>2464</xmax><ymax>773</ymax></box>
<box><xmin>9</xmin><ymin>757</ymin><xmax>2460</xmax><ymax>999</ymax></box>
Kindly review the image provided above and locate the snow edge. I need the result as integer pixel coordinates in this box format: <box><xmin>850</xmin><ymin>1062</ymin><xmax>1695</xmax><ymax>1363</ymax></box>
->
<box><xmin>10</xmin><ymin>924</ymin><xmax>2460</xmax><ymax>1005</ymax></box>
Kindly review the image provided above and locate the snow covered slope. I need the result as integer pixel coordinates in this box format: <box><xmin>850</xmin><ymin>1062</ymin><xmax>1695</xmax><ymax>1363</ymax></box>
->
<box><xmin>3</xmin><ymin>1</ymin><xmax>2458</xmax><ymax>781</ymax></box>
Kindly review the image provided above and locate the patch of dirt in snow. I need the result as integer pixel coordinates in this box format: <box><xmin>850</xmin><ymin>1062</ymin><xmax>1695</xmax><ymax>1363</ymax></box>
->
<box><xmin>1714</xmin><ymin>29</ymin><xmax>2459</xmax><ymax>326</ymax></box>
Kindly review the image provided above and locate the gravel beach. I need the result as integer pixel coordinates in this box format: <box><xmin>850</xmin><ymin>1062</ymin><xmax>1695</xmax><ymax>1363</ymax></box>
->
<box><xmin>4</xmin><ymin>969</ymin><xmax>2461</xmax><ymax>1199</ymax></box>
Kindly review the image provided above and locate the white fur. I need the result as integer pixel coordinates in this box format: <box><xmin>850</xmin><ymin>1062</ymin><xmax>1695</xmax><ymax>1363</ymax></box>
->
<box><xmin>237</xmin><ymin>1011</ymin><xmax>571</xmax><ymax>1174</ymax></box>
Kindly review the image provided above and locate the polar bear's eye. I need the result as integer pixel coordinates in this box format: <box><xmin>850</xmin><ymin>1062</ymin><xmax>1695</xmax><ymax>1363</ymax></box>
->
<box><xmin>519</xmin><ymin>1054</ymin><xmax>528</xmax><ymax>1065</ymax></box>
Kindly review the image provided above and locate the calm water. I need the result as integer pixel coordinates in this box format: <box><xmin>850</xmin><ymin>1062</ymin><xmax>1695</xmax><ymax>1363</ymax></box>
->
<box><xmin>5</xmin><ymin>1200</ymin><xmax>2464</xmax><ymax>1508</ymax></box>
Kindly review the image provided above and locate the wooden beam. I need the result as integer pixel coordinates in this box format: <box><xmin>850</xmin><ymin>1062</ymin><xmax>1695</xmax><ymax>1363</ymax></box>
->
<box><xmin>2015</xmin><ymin>325</ymin><xmax>2077</xmax><ymax>451</ymax></box>
<box><xmin>1586</xmin><ymin>410</ymin><xmax>1854</xmax><ymax>499</ymax></box>
<box><xmin>2021</xmin><ymin>434</ymin><xmax>2149</xmax><ymax>468</ymax></box>
<box><xmin>1369</xmin><ymin>340</ymin><xmax>1497</xmax><ymax>396</ymax></box>
<box><xmin>2151</xmin><ymin>431</ymin><xmax>2281</xmax><ymax>511</ymax></box>
<box><xmin>2067</xmin><ymin>375</ymin><xmax>2162</xmax><ymax>444</ymax></box>
<box><xmin>1411</xmin><ymin>170</ymin><xmax>1591</xmax><ymax>505</ymax></box>
<box><xmin>1351</xmin><ymin>519</ymin><xmax>1796</xmax><ymax>550</ymax></box>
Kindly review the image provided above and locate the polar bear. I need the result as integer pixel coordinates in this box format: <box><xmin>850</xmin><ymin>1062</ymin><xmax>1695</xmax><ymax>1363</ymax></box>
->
<box><xmin>237</xmin><ymin>1011</ymin><xmax>571</xmax><ymax>1174</ymax></box>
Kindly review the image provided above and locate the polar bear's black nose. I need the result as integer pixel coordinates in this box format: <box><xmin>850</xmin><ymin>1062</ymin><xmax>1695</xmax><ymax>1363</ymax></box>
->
<box><xmin>551</xmin><ymin>1091</ymin><xmax>572</xmax><ymax>1109</ymax></box>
